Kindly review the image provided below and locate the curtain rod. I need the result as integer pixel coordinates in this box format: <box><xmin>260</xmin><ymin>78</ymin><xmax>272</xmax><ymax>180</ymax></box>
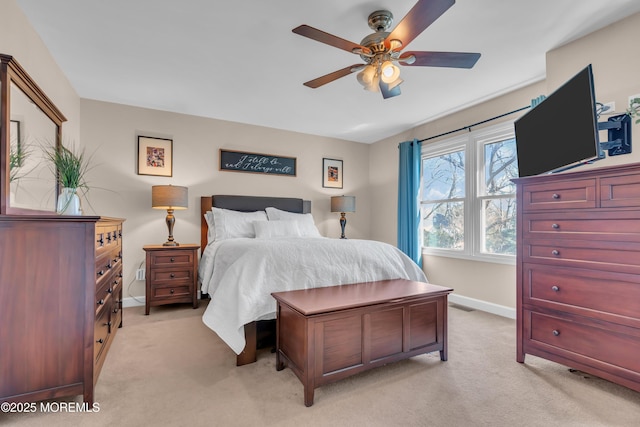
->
<box><xmin>417</xmin><ymin>105</ymin><xmax>530</xmax><ymax>143</ymax></box>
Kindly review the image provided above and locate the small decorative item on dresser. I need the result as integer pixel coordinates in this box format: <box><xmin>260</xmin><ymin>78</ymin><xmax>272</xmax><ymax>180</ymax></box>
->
<box><xmin>330</xmin><ymin>195</ymin><xmax>356</xmax><ymax>239</ymax></box>
<box><xmin>143</xmin><ymin>244</ymin><xmax>200</xmax><ymax>315</ymax></box>
<box><xmin>152</xmin><ymin>185</ymin><xmax>188</xmax><ymax>246</ymax></box>
<box><xmin>44</xmin><ymin>143</ymin><xmax>94</xmax><ymax>215</ymax></box>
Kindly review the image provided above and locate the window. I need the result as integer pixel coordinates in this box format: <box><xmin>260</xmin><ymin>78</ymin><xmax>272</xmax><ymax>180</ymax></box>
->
<box><xmin>420</xmin><ymin>122</ymin><xmax>518</xmax><ymax>264</ymax></box>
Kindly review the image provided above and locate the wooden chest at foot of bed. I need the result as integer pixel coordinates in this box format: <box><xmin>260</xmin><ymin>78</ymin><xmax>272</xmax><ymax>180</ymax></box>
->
<box><xmin>272</xmin><ymin>279</ymin><xmax>453</xmax><ymax>406</ymax></box>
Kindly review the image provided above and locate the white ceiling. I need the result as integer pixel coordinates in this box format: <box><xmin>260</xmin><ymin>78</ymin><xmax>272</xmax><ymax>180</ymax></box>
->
<box><xmin>15</xmin><ymin>0</ymin><xmax>640</xmax><ymax>144</ymax></box>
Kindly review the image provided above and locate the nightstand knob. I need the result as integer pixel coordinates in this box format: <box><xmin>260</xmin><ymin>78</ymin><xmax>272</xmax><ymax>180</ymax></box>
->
<box><xmin>552</xmin><ymin>223</ymin><xmax>559</xmax><ymax>229</ymax></box>
<box><xmin>552</xmin><ymin>330</ymin><xmax>560</xmax><ymax>336</ymax></box>
<box><xmin>170</xmin><ymin>289</ymin><xmax>175</xmax><ymax>294</ymax></box>
<box><xmin>97</xmin><ymin>299</ymin><xmax>105</xmax><ymax>305</ymax></box>
<box><xmin>96</xmin><ymin>338</ymin><xmax>104</xmax><ymax>344</ymax></box>
<box><xmin>551</xmin><ymin>250</ymin><xmax>559</xmax><ymax>256</ymax></box>
<box><xmin>552</xmin><ymin>193</ymin><xmax>560</xmax><ymax>199</ymax></box>
<box><xmin>97</xmin><ymin>270</ymin><xmax>105</xmax><ymax>276</ymax></box>
<box><xmin>170</xmin><ymin>257</ymin><xmax>175</xmax><ymax>262</ymax></box>
<box><xmin>551</xmin><ymin>285</ymin><xmax>559</xmax><ymax>292</ymax></box>
<box><xmin>170</xmin><ymin>273</ymin><xmax>175</xmax><ymax>278</ymax></box>
<box><xmin>107</xmin><ymin>287</ymin><xmax>113</xmax><ymax>294</ymax></box>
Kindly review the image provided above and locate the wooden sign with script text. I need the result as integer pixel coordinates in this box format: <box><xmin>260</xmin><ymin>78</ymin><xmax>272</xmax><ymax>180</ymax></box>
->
<box><xmin>219</xmin><ymin>149</ymin><xmax>296</xmax><ymax>176</ymax></box>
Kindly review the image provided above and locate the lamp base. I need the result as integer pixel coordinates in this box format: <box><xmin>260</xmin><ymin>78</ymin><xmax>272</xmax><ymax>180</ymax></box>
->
<box><xmin>162</xmin><ymin>241</ymin><xmax>180</xmax><ymax>246</ymax></box>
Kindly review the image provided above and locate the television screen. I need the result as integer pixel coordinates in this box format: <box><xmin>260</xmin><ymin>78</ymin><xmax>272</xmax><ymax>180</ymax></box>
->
<box><xmin>514</xmin><ymin>64</ymin><xmax>600</xmax><ymax>178</ymax></box>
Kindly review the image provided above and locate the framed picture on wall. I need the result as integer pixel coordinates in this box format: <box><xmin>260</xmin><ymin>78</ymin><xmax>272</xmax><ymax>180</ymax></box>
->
<box><xmin>137</xmin><ymin>136</ymin><xmax>173</xmax><ymax>177</ymax></box>
<box><xmin>322</xmin><ymin>158</ymin><xmax>343</xmax><ymax>188</ymax></box>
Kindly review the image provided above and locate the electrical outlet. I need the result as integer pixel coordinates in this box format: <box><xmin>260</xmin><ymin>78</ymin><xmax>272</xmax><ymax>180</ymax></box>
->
<box><xmin>603</xmin><ymin>101</ymin><xmax>615</xmax><ymax>113</ymax></box>
<box><xmin>136</xmin><ymin>268</ymin><xmax>145</xmax><ymax>281</ymax></box>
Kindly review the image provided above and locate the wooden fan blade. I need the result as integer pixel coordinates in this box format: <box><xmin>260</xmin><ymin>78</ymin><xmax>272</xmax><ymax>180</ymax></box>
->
<box><xmin>303</xmin><ymin>64</ymin><xmax>364</xmax><ymax>89</ymax></box>
<box><xmin>293</xmin><ymin>25</ymin><xmax>371</xmax><ymax>55</ymax></box>
<box><xmin>399</xmin><ymin>51</ymin><xmax>481</xmax><ymax>68</ymax></box>
<box><xmin>386</xmin><ymin>0</ymin><xmax>455</xmax><ymax>50</ymax></box>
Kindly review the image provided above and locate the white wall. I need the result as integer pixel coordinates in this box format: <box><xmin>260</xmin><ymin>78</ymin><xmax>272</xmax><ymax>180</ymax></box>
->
<box><xmin>80</xmin><ymin>100</ymin><xmax>371</xmax><ymax>299</ymax></box>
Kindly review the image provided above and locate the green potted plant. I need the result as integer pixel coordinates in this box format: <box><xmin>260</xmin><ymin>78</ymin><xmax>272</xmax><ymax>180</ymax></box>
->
<box><xmin>44</xmin><ymin>143</ymin><xmax>94</xmax><ymax>215</ymax></box>
<box><xmin>9</xmin><ymin>142</ymin><xmax>29</xmax><ymax>182</ymax></box>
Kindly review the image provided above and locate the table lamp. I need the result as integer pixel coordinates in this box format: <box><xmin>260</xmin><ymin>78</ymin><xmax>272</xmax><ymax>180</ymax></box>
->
<box><xmin>152</xmin><ymin>185</ymin><xmax>188</xmax><ymax>246</ymax></box>
<box><xmin>330</xmin><ymin>195</ymin><xmax>356</xmax><ymax>239</ymax></box>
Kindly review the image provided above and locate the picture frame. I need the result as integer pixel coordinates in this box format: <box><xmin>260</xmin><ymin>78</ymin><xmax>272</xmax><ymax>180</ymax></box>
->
<box><xmin>322</xmin><ymin>158</ymin><xmax>343</xmax><ymax>189</ymax></box>
<box><xmin>137</xmin><ymin>136</ymin><xmax>173</xmax><ymax>177</ymax></box>
<box><xmin>219</xmin><ymin>149</ymin><xmax>297</xmax><ymax>176</ymax></box>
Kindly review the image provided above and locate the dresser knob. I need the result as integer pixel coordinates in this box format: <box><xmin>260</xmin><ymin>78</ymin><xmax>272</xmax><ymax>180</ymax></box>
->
<box><xmin>551</xmin><ymin>285</ymin><xmax>559</xmax><ymax>292</ymax></box>
<box><xmin>97</xmin><ymin>338</ymin><xmax>104</xmax><ymax>344</ymax></box>
<box><xmin>170</xmin><ymin>257</ymin><xmax>175</xmax><ymax>262</ymax></box>
<box><xmin>104</xmin><ymin>321</ymin><xmax>112</xmax><ymax>327</ymax></box>
<box><xmin>107</xmin><ymin>287</ymin><xmax>113</xmax><ymax>294</ymax></box>
<box><xmin>551</xmin><ymin>223</ymin><xmax>559</xmax><ymax>229</ymax></box>
<box><xmin>97</xmin><ymin>299</ymin><xmax>105</xmax><ymax>305</ymax></box>
<box><xmin>170</xmin><ymin>273</ymin><xmax>175</xmax><ymax>278</ymax></box>
<box><xmin>552</xmin><ymin>193</ymin><xmax>560</xmax><ymax>199</ymax></box>
<box><xmin>106</xmin><ymin>262</ymin><xmax>112</xmax><ymax>269</ymax></box>
<box><xmin>552</xmin><ymin>330</ymin><xmax>560</xmax><ymax>336</ymax></box>
<box><xmin>551</xmin><ymin>250</ymin><xmax>559</xmax><ymax>256</ymax></box>
<box><xmin>97</xmin><ymin>270</ymin><xmax>105</xmax><ymax>276</ymax></box>
<box><xmin>170</xmin><ymin>289</ymin><xmax>175</xmax><ymax>294</ymax></box>
<box><xmin>97</xmin><ymin>236</ymin><xmax>104</xmax><ymax>245</ymax></box>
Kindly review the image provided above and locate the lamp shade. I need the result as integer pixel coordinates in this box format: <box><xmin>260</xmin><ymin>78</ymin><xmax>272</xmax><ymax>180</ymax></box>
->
<box><xmin>331</xmin><ymin>195</ymin><xmax>356</xmax><ymax>213</ymax></box>
<box><xmin>152</xmin><ymin>185</ymin><xmax>188</xmax><ymax>209</ymax></box>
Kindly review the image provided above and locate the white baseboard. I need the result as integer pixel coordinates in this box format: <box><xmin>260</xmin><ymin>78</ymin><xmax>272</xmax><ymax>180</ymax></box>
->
<box><xmin>449</xmin><ymin>293</ymin><xmax>516</xmax><ymax>319</ymax></box>
<box><xmin>122</xmin><ymin>296</ymin><xmax>145</xmax><ymax>308</ymax></box>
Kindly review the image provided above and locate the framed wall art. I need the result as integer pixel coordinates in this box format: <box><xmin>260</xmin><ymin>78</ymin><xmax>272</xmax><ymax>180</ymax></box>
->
<box><xmin>322</xmin><ymin>158</ymin><xmax>343</xmax><ymax>189</ymax></box>
<box><xmin>219</xmin><ymin>149</ymin><xmax>296</xmax><ymax>176</ymax></box>
<box><xmin>138</xmin><ymin>136</ymin><xmax>173</xmax><ymax>177</ymax></box>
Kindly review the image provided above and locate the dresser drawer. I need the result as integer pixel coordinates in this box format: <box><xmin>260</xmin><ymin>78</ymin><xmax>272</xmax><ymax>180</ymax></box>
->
<box><xmin>149</xmin><ymin>249</ymin><xmax>195</xmax><ymax>267</ymax></box>
<box><xmin>95</xmin><ymin>224</ymin><xmax>122</xmax><ymax>257</ymax></box>
<box><xmin>94</xmin><ymin>306</ymin><xmax>110</xmax><ymax>362</ymax></box>
<box><xmin>601</xmin><ymin>173</ymin><xmax>640</xmax><ymax>208</ymax></box>
<box><xmin>523</xmin><ymin>238</ymin><xmax>640</xmax><ymax>275</ymax></box>
<box><xmin>523</xmin><ymin>263</ymin><xmax>640</xmax><ymax>325</ymax></box>
<box><xmin>521</xmin><ymin>178</ymin><xmax>596</xmax><ymax>212</ymax></box>
<box><xmin>526</xmin><ymin>310</ymin><xmax>640</xmax><ymax>374</ymax></box>
<box><xmin>522</xmin><ymin>211</ymin><xmax>640</xmax><ymax>242</ymax></box>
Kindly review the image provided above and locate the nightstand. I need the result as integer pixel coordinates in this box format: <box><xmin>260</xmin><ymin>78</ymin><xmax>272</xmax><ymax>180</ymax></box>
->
<box><xmin>143</xmin><ymin>244</ymin><xmax>200</xmax><ymax>315</ymax></box>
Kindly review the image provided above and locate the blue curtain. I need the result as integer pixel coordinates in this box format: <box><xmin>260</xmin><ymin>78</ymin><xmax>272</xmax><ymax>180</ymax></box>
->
<box><xmin>397</xmin><ymin>139</ymin><xmax>422</xmax><ymax>267</ymax></box>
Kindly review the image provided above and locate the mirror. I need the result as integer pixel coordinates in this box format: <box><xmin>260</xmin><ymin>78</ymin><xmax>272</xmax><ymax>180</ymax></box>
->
<box><xmin>1</xmin><ymin>54</ymin><xmax>66</xmax><ymax>214</ymax></box>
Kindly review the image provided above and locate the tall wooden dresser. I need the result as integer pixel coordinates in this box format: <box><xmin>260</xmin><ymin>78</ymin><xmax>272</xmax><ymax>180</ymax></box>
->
<box><xmin>0</xmin><ymin>215</ymin><xmax>125</xmax><ymax>404</ymax></box>
<box><xmin>515</xmin><ymin>162</ymin><xmax>640</xmax><ymax>393</ymax></box>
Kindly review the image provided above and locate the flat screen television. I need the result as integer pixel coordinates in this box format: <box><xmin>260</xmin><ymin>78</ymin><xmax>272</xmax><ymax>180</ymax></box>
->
<box><xmin>514</xmin><ymin>64</ymin><xmax>600</xmax><ymax>178</ymax></box>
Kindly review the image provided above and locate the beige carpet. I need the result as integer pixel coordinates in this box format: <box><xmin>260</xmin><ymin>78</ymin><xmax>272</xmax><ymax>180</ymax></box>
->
<box><xmin>3</xmin><ymin>300</ymin><xmax>640</xmax><ymax>427</ymax></box>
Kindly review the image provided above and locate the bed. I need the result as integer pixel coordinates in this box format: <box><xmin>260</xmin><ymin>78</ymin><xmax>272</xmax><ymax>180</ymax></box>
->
<box><xmin>199</xmin><ymin>195</ymin><xmax>428</xmax><ymax>365</ymax></box>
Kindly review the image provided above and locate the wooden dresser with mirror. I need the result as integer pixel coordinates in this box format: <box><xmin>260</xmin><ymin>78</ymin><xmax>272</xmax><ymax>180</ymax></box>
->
<box><xmin>0</xmin><ymin>54</ymin><xmax>124</xmax><ymax>405</ymax></box>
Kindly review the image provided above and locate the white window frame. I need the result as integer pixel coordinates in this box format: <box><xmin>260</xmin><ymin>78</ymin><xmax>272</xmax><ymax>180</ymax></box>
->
<box><xmin>421</xmin><ymin>121</ymin><xmax>516</xmax><ymax>265</ymax></box>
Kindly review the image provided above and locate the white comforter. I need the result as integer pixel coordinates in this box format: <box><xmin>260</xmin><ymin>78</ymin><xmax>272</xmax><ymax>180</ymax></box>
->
<box><xmin>198</xmin><ymin>237</ymin><xmax>427</xmax><ymax>354</ymax></box>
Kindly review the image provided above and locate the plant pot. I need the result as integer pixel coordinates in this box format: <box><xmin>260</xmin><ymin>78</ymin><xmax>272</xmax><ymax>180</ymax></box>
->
<box><xmin>57</xmin><ymin>187</ymin><xmax>82</xmax><ymax>215</ymax></box>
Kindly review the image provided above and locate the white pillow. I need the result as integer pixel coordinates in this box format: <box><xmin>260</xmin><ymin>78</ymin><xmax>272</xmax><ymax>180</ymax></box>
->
<box><xmin>204</xmin><ymin>211</ymin><xmax>216</xmax><ymax>244</ymax></box>
<box><xmin>265</xmin><ymin>207</ymin><xmax>322</xmax><ymax>237</ymax></box>
<box><xmin>212</xmin><ymin>207</ymin><xmax>267</xmax><ymax>240</ymax></box>
<box><xmin>254</xmin><ymin>220</ymin><xmax>301</xmax><ymax>238</ymax></box>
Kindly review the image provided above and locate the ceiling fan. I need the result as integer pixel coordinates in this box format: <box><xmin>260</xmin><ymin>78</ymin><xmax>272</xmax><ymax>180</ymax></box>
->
<box><xmin>292</xmin><ymin>0</ymin><xmax>481</xmax><ymax>99</ymax></box>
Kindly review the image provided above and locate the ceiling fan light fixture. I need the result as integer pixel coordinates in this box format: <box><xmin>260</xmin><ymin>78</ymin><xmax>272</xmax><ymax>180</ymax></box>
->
<box><xmin>380</xmin><ymin>61</ymin><xmax>400</xmax><ymax>83</ymax></box>
<box><xmin>357</xmin><ymin>64</ymin><xmax>376</xmax><ymax>87</ymax></box>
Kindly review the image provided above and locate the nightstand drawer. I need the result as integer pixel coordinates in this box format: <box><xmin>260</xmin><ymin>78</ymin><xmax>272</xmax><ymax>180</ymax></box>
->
<box><xmin>149</xmin><ymin>268</ymin><xmax>193</xmax><ymax>284</ymax></box>
<box><xmin>151</xmin><ymin>284</ymin><xmax>191</xmax><ymax>299</ymax></box>
<box><xmin>149</xmin><ymin>250</ymin><xmax>195</xmax><ymax>267</ymax></box>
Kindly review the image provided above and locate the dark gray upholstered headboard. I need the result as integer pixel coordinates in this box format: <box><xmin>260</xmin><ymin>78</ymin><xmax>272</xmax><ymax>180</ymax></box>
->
<box><xmin>200</xmin><ymin>195</ymin><xmax>311</xmax><ymax>252</ymax></box>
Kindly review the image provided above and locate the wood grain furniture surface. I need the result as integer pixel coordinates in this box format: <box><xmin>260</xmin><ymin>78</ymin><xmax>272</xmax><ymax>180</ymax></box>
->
<box><xmin>272</xmin><ymin>279</ymin><xmax>453</xmax><ymax>406</ymax></box>
<box><xmin>514</xmin><ymin>162</ymin><xmax>640</xmax><ymax>393</ymax></box>
<box><xmin>143</xmin><ymin>244</ymin><xmax>200</xmax><ymax>315</ymax></box>
<box><xmin>200</xmin><ymin>195</ymin><xmax>310</xmax><ymax>366</ymax></box>
<box><xmin>0</xmin><ymin>216</ymin><xmax>124</xmax><ymax>404</ymax></box>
